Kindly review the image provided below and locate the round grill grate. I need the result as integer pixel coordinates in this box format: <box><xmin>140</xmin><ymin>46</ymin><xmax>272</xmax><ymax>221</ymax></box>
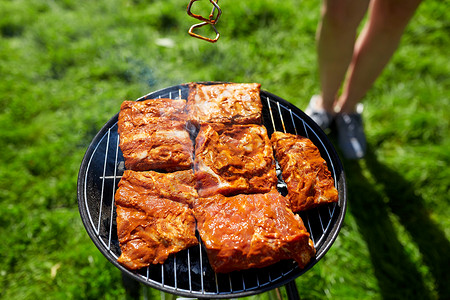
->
<box><xmin>77</xmin><ymin>82</ymin><xmax>347</xmax><ymax>298</ymax></box>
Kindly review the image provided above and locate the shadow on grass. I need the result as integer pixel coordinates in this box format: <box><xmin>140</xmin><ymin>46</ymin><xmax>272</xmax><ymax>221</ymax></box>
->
<box><xmin>343</xmin><ymin>145</ymin><xmax>450</xmax><ymax>299</ymax></box>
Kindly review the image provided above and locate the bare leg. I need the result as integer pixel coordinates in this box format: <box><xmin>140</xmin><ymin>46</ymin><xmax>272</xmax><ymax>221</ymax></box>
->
<box><xmin>336</xmin><ymin>0</ymin><xmax>423</xmax><ymax>113</ymax></box>
<box><xmin>316</xmin><ymin>0</ymin><xmax>369</xmax><ymax>112</ymax></box>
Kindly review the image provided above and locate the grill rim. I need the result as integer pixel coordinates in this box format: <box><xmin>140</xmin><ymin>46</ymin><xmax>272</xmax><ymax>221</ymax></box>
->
<box><xmin>77</xmin><ymin>82</ymin><xmax>347</xmax><ymax>298</ymax></box>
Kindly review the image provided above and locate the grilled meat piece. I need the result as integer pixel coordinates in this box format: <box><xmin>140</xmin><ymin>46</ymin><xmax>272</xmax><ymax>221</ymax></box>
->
<box><xmin>115</xmin><ymin>170</ymin><xmax>199</xmax><ymax>270</ymax></box>
<box><xmin>194</xmin><ymin>190</ymin><xmax>316</xmax><ymax>273</ymax></box>
<box><xmin>117</xmin><ymin>169</ymin><xmax>198</xmax><ymax>207</ymax></box>
<box><xmin>271</xmin><ymin>131</ymin><xmax>338</xmax><ymax>212</ymax></box>
<box><xmin>194</xmin><ymin>123</ymin><xmax>277</xmax><ymax>197</ymax></box>
<box><xmin>187</xmin><ymin>82</ymin><xmax>262</xmax><ymax>126</ymax></box>
<box><xmin>118</xmin><ymin>99</ymin><xmax>194</xmax><ymax>172</ymax></box>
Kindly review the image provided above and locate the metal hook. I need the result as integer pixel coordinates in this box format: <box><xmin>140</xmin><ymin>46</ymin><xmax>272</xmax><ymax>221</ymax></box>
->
<box><xmin>187</xmin><ymin>0</ymin><xmax>222</xmax><ymax>43</ymax></box>
<box><xmin>188</xmin><ymin>21</ymin><xmax>220</xmax><ymax>43</ymax></box>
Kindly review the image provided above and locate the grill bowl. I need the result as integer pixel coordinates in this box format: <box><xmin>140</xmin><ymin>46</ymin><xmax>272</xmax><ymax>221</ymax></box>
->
<box><xmin>77</xmin><ymin>82</ymin><xmax>347</xmax><ymax>298</ymax></box>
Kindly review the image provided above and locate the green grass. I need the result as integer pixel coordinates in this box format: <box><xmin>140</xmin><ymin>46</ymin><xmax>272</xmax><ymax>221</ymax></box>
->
<box><xmin>0</xmin><ymin>0</ymin><xmax>448</xmax><ymax>299</ymax></box>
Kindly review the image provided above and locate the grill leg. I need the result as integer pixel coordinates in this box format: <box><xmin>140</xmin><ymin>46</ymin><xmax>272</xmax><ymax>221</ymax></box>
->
<box><xmin>266</xmin><ymin>288</ymin><xmax>283</xmax><ymax>300</ymax></box>
<box><xmin>285</xmin><ymin>281</ymin><xmax>301</xmax><ymax>300</ymax></box>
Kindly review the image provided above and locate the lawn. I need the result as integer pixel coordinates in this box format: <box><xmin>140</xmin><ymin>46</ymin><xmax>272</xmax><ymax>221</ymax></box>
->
<box><xmin>0</xmin><ymin>0</ymin><xmax>448</xmax><ymax>299</ymax></box>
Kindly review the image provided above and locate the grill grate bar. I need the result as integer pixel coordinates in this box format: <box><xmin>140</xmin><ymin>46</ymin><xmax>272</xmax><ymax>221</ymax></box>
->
<box><xmin>289</xmin><ymin>109</ymin><xmax>298</xmax><ymax>135</ymax></box>
<box><xmin>277</xmin><ymin>101</ymin><xmax>286</xmax><ymax>133</ymax></box>
<box><xmin>266</xmin><ymin>96</ymin><xmax>277</xmax><ymax>132</ymax></box>
<box><xmin>301</xmin><ymin>120</ymin><xmax>309</xmax><ymax>139</ymax></box>
<box><xmin>188</xmin><ymin>248</ymin><xmax>193</xmax><ymax>292</ymax></box>
<box><xmin>198</xmin><ymin>240</ymin><xmax>205</xmax><ymax>293</ymax></box>
<box><xmin>317</xmin><ymin>208</ymin><xmax>325</xmax><ymax>233</ymax></box>
<box><xmin>161</xmin><ymin>263</ymin><xmax>165</xmax><ymax>287</ymax></box>
<box><xmin>108</xmin><ymin>135</ymin><xmax>120</xmax><ymax>250</ymax></box>
<box><xmin>304</xmin><ymin>214</ymin><xmax>315</xmax><ymax>246</ymax></box>
<box><xmin>215</xmin><ymin>273</ymin><xmax>219</xmax><ymax>293</ymax></box>
<box><xmin>100</xmin><ymin>175</ymin><xmax>121</xmax><ymax>180</ymax></box>
<box><xmin>174</xmin><ymin>254</ymin><xmax>178</xmax><ymax>290</ymax></box>
<box><xmin>97</xmin><ymin>129</ymin><xmax>110</xmax><ymax>234</ymax></box>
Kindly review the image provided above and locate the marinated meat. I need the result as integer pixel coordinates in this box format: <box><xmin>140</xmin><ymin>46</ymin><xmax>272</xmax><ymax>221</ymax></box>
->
<box><xmin>194</xmin><ymin>123</ymin><xmax>277</xmax><ymax>197</ymax></box>
<box><xmin>187</xmin><ymin>82</ymin><xmax>262</xmax><ymax>126</ymax></box>
<box><xmin>117</xmin><ymin>169</ymin><xmax>198</xmax><ymax>207</ymax></box>
<box><xmin>119</xmin><ymin>98</ymin><xmax>188</xmax><ymax>128</ymax></box>
<box><xmin>118</xmin><ymin>99</ymin><xmax>194</xmax><ymax>172</ymax></box>
<box><xmin>193</xmin><ymin>190</ymin><xmax>316</xmax><ymax>273</ymax></box>
<box><xmin>271</xmin><ymin>131</ymin><xmax>338</xmax><ymax>212</ymax></box>
<box><xmin>115</xmin><ymin>170</ymin><xmax>198</xmax><ymax>270</ymax></box>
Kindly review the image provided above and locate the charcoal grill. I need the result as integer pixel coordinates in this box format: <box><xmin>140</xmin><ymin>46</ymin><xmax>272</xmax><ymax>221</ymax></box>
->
<box><xmin>77</xmin><ymin>82</ymin><xmax>347</xmax><ymax>299</ymax></box>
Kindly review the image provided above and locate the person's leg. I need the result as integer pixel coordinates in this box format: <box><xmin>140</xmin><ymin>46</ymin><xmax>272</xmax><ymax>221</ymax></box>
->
<box><xmin>334</xmin><ymin>0</ymin><xmax>422</xmax><ymax>159</ymax></box>
<box><xmin>336</xmin><ymin>0</ymin><xmax>423</xmax><ymax>113</ymax></box>
<box><xmin>316</xmin><ymin>0</ymin><xmax>369</xmax><ymax>113</ymax></box>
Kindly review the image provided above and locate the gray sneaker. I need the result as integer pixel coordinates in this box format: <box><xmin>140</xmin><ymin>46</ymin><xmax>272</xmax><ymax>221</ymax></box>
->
<box><xmin>335</xmin><ymin>105</ymin><xmax>366</xmax><ymax>159</ymax></box>
<box><xmin>305</xmin><ymin>95</ymin><xmax>334</xmax><ymax>130</ymax></box>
